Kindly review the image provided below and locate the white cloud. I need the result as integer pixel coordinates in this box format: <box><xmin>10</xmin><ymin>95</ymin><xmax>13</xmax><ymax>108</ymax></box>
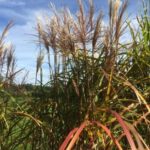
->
<box><xmin>9</xmin><ymin>1</ymin><xmax>25</xmax><ymax>6</ymax></box>
<box><xmin>0</xmin><ymin>0</ymin><xmax>25</xmax><ymax>6</ymax></box>
<box><xmin>0</xmin><ymin>8</ymin><xmax>27</xmax><ymax>23</ymax></box>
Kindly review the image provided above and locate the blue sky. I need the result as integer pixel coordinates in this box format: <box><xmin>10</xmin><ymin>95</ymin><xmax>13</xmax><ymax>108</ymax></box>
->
<box><xmin>0</xmin><ymin>0</ymin><xmax>143</xmax><ymax>83</ymax></box>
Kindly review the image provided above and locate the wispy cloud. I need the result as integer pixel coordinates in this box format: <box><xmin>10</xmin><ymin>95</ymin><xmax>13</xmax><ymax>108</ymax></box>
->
<box><xmin>0</xmin><ymin>8</ymin><xmax>28</xmax><ymax>25</ymax></box>
<box><xmin>0</xmin><ymin>0</ymin><xmax>25</xmax><ymax>6</ymax></box>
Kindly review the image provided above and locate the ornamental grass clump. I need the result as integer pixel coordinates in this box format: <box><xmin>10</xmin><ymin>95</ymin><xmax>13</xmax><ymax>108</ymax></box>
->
<box><xmin>34</xmin><ymin>0</ymin><xmax>150</xmax><ymax>149</ymax></box>
<box><xmin>0</xmin><ymin>22</ymin><xmax>16</xmax><ymax>83</ymax></box>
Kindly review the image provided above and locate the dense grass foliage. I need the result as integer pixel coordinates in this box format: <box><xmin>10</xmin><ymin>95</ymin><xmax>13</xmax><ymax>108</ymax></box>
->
<box><xmin>0</xmin><ymin>0</ymin><xmax>150</xmax><ymax>149</ymax></box>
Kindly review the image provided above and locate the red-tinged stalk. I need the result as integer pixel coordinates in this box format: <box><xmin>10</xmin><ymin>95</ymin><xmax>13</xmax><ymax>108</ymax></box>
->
<box><xmin>110</xmin><ymin>110</ymin><xmax>137</xmax><ymax>150</ymax></box>
<box><xmin>59</xmin><ymin>128</ymin><xmax>78</xmax><ymax>150</ymax></box>
<box><xmin>93</xmin><ymin>121</ymin><xmax>123</xmax><ymax>150</ymax></box>
<box><xmin>66</xmin><ymin>121</ymin><xmax>88</xmax><ymax>150</ymax></box>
